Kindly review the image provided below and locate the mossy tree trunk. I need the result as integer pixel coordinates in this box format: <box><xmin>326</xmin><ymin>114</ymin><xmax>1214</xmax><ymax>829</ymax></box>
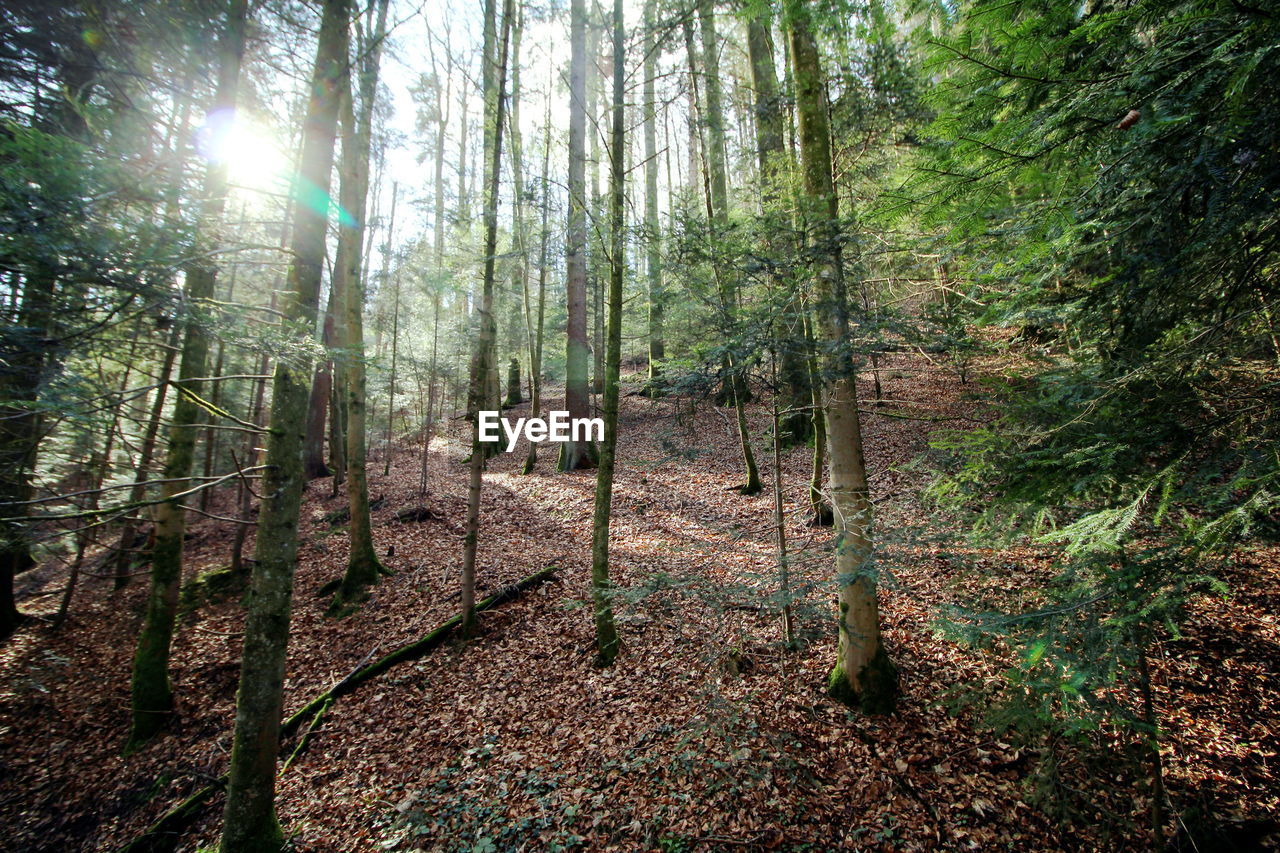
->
<box><xmin>558</xmin><ymin>0</ymin><xmax>596</xmax><ymax>472</ymax></box>
<box><xmin>461</xmin><ymin>0</ymin><xmax>515</xmax><ymax>638</ymax></box>
<box><xmin>787</xmin><ymin>0</ymin><xmax>896</xmax><ymax>714</ymax></box>
<box><xmin>589</xmin><ymin>0</ymin><xmax>626</xmax><ymax>668</ymax></box>
<box><xmin>329</xmin><ymin>0</ymin><xmax>392</xmax><ymax>615</ymax></box>
<box><xmin>218</xmin><ymin>0</ymin><xmax>348</xmax><ymax>846</ymax></box>
<box><xmin>127</xmin><ymin>0</ymin><xmax>249</xmax><ymax>750</ymax></box>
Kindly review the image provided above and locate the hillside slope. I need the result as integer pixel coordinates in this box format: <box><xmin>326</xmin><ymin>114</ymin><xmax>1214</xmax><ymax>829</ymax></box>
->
<box><xmin>2</xmin><ymin>353</ymin><xmax>1277</xmax><ymax>851</ymax></box>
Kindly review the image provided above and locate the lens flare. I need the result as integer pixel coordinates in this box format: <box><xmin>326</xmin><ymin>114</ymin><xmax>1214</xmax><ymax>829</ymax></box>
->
<box><xmin>195</xmin><ymin>108</ymin><xmax>290</xmax><ymax>192</ymax></box>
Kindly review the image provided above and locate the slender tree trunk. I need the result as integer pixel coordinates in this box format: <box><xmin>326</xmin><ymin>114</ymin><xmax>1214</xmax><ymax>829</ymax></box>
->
<box><xmin>559</xmin><ymin>0</ymin><xmax>596</xmax><ymax>471</ymax></box>
<box><xmin>304</xmin><ymin>283</ymin><xmax>338</xmax><ymax>479</ymax></box>
<box><xmin>700</xmin><ymin>0</ymin><xmax>761</xmax><ymax>495</ymax></box>
<box><xmin>230</xmin><ymin>293</ymin><xmax>273</xmax><ymax>575</ymax></box>
<box><xmin>788</xmin><ymin>2</ymin><xmax>895</xmax><ymax>712</ymax></box>
<box><xmin>589</xmin><ymin>0</ymin><xmax>626</xmax><ymax>667</ymax></box>
<box><xmin>804</xmin><ymin>306</ymin><xmax>832</xmax><ymax>525</ymax></box>
<box><xmin>457</xmin><ymin>78</ymin><xmax>470</xmax><ymax>232</ymax></box>
<box><xmin>383</xmin><ymin>266</ymin><xmax>401</xmax><ymax>474</ymax></box>
<box><xmin>330</xmin><ymin>0</ymin><xmax>392</xmax><ymax>613</ymax></box>
<box><xmin>642</xmin><ymin>0</ymin><xmax>664</xmax><ymax>390</ymax></box>
<box><xmin>461</xmin><ymin>0</ymin><xmax>515</xmax><ymax>638</ymax></box>
<box><xmin>748</xmin><ymin>13</ymin><xmax>811</xmax><ymax>447</ymax></box>
<box><xmin>770</xmin><ymin>349</ymin><xmax>795</xmax><ymax>646</ymax></box>
<box><xmin>127</xmin><ymin>0</ymin><xmax>249</xmax><ymax>750</ymax></box>
<box><xmin>56</xmin><ymin>343</ymin><xmax>130</xmax><ymax>630</ymax></box>
<box><xmin>521</xmin><ymin>97</ymin><xmax>552</xmax><ymax>475</ymax></box>
<box><xmin>219</xmin><ymin>0</ymin><xmax>348</xmax><ymax>845</ymax></box>
<box><xmin>419</xmin><ymin>292</ymin><xmax>440</xmax><ymax>496</ymax></box>
<box><xmin>682</xmin><ymin>19</ymin><xmax>702</xmax><ymax>208</ymax></box>
<box><xmin>201</xmin><ymin>250</ymin><xmax>242</xmax><ymax>509</ymax></box>
<box><xmin>589</xmin><ymin>7</ymin><xmax>605</xmax><ymax>399</ymax></box>
<box><xmin>379</xmin><ymin>181</ymin><xmax>400</xmax><ymax>474</ymax></box>
<box><xmin>1137</xmin><ymin>638</ymin><xmax>1167</xmax><ymax>851</ymax></box>
<box><xmin>419</xmin><ymin>40</ymin><xmax>452</xmax><ymax>497</ymax></box>
<box><xmin>112</xmin><ymin>323</ymin><xmax>181</xmax><ymax>588</ymax></box>
<box><xmin>505</xmin><ymin>9</ymin><xmax>527</xmax><ymax>413</ymax></box>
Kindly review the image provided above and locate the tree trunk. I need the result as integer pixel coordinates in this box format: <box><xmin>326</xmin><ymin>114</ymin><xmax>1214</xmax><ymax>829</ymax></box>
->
<box><xmin>771</xmin><ymin>351</ymin><xmax>795</xmax><ymax>646</ymax></box>
<box><xmin>558</xmin><ymin>0</ymin><xmax>597</xmax><ymax>472</ymax></box>
<box><xmin>330</xmin><ymin>0</ymin><xmax>393</xmax><ymax>614</ymax></box>
<box><xmin>461</xmin><ymin>0</ymin><xmax>515</xmax><ymax>638</ymax></box>
<box><xmin>521</xmin><ymin>96</ymin><xmax>552</xmax><ymax>475</ymax></box>
<box><xmin>56</xmin><ymin>337</ymin><xmax>132</xmax><ymax>630</ymax></box>
<box><xmin>382</xmin><ymin>264</ymin><xmax>401</xmax><ymax>475</ymax></box>
<box><xmin>589</xmin><ymin>8</ymin><xmax>605</xmax><ymax>399</ymax></box>
<box><xmin>503</xmin><ymin>356</ymin><xmax>522</xmax><ymax>406</ymax></box>
<box><xmin>201</xmin><ymin>254</ymin><xmax>241</xmax><ymax>509</ymax></box>
<box><xmin>700</xmin><ymin>0</ymin><xmax>761</xmax><ymax>495</ymax></box>
<box><xmin>230</xmin><ymin>296</ymin><xmax>273</xmax><ymax>575</ymax></box>
<box><xmin>112</xmin><ymin>323</ymin><xmax>180</xmax><ymax>588</ymax></box>
<box><xmin>642</xmin><ymin>0</ymin><xmax>665</xmax><ymax>389</ymax></box>
<box><xmin>127</xmin><ymin>0</ymin><xmax>249</xmax><ymax>750</ymax></box>
<box><xmin>788</xmin><ymin>2</ymin><xmax>895</xmax><ymax>713</ymax></box>
<box><xmin>303</xmin><ymin>283</ymin><xmax>338</xmax><ymax>479</ymax></box>
<box><xmin>804</xmin><ymin>306</ymin><xmax>832</xmax><ymax>526</ymax></box>
<box><xmin>589</xmin><ymin>0</ymin><xmax>626</xmax><ymax>667</ymax></box>
<box><xmin>748</xmin><ymin>12</ymin><xmax>812</xmax><ymax>447</ymax></box>
<box><xmin>218</xmin><ymin>0</ymin><xmax>348</xmax><ymax>845</ymax></box>
<box><xmin>419</xmin><ymin>292</ymin><xmax>440</xmax><ymax>497</ymax></box>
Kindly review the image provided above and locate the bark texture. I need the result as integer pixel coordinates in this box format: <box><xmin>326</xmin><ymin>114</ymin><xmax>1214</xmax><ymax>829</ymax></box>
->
<box><xmin>558</xmin><ymin>0</ymin><xmax>596</xmax><ymax>472</ymax></box>
<box><xmin>788</xmin><ymin>2</ymin><xmax>895</xmax><ymax>714</ymax></box>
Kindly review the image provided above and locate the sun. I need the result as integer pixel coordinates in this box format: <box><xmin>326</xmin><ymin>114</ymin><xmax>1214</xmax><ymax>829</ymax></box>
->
<box><xmin>195</xmin><ymin>108</ymin><xmax>291</xmax><ymax>193</ymax></box>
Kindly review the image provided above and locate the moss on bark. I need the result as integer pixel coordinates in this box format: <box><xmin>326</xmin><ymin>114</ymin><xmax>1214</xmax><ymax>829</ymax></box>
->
<box><xmin>827</xmin><ymin>645</ymin><xmax>898</xmax><ymax>715</ymax></box>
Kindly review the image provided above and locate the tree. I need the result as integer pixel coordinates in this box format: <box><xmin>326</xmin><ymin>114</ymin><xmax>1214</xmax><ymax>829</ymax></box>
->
<box><xmin>219</xmin><ymin>0</ymin><xmax>349</xmax><ymax>845</ymax></box>
<box><xmin>698</xmin><ymin>0</ymin><xmax>761</xmax><ymax>496</ymax></box>
<box><xmin>641</xmin><ymin>0</ymin><xmax>665</xmax><ymax>390</ymax></box>
<box><xmin>126</xmin><ymin>0</ymin><xmax>250</xmax><ymax>751</ymax></box>
<box><xmin>329</xmin><ymin>0</ymin><xmax>393</xmax><ymax>615</ymax></box>
<box><xmin>558</xmin><ymin>0</ymin><xmax>597</xmax><ymax>472</ymax></box>
<box><xmin>787</xmin><ymin>0</ymin><xmax>896</xmax><ymax>713</ymax></box>
<box><xmin>460</xmin><ymin>0</ymin><xmax>516</xmax><ymax>637</ymax></box>
<box><xmin>746</xmin><ymin>10</ymin><xmax>812</xmax><ymax>447</ymax></box>
<box><xmin>913</xmin><ymin>1</ymin><xmax>1280</xmax><ymax>837</ymax></box>
<box><xmin>588</xmin><ymin>0</ymin><xmax>626</xmax><ymax>668</ymax></box>
<box><xmin>520</xmin><ymin>89</ymin><xmax>553</xmax><ymax>476</ymax></box>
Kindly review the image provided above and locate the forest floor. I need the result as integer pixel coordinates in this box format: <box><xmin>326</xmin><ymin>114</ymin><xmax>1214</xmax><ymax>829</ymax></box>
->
<box><xmin>2</xmin><ymin>350</ymin><xmax>1278</xmax><ymax>852</ymax></box>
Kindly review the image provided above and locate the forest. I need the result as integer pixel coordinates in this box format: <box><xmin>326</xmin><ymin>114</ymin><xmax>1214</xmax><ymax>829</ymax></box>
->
<box><xmin>0</xmin><ymin>0</ymin><xmax>1277</xmax><ymax>850</ymax></box>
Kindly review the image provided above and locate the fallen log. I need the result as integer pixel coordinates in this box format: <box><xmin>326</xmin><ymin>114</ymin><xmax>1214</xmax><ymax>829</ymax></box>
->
<box><xmin>119</xmin><ymin>565</ymin><xmax>560</xmax><ymax>853</ymax></box>
<box><xmin>283</xmin><ymin>564</ymin><xmax>558</xmax><ymax>738</ymax></box>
